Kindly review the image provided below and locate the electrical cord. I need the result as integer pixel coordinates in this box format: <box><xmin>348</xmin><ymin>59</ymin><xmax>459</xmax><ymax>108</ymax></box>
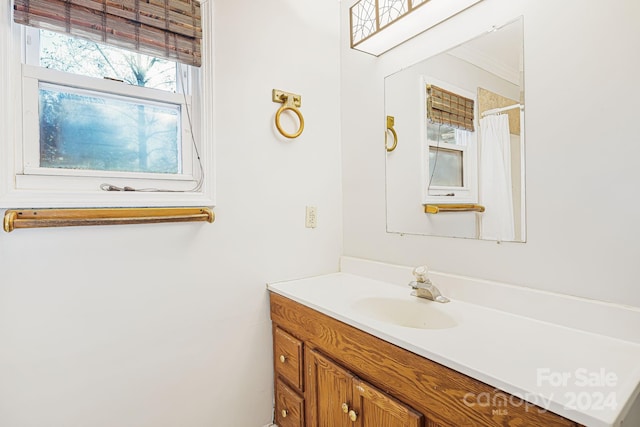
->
<box><xmin>427</xmin><ymin>122</ymin><xmax>441</xmax><ymax>192</ymax></box>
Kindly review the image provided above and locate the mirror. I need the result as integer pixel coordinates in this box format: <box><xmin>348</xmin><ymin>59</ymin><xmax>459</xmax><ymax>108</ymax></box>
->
<box><xmin>385</xmin><ymin>18</ymin><xmax>525</xmax><ymax>242</ymax></box>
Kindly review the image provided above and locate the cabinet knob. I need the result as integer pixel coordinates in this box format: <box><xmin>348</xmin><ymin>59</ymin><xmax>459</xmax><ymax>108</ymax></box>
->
<box><xmin>279</xmin><ymin>355</ymin><xmax>286</xmax><ymax>363</ymax></box>
<box><xmin>348</xmin><ymin>409</ymin><xmax>358</xmax><ymax>422</ymax></box>
<box><xmin>281</xmin><ymin>409</ymin><xmax>288</xmax><ymax>418</ymax></box>
<box><xmin>341</xmin><ymin>402</ymin><xmax>349</xmax><ymax>414</ymax></box>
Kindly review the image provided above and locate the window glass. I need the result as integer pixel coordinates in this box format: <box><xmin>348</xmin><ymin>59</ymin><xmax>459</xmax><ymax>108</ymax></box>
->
<box><xmin>39</xmin><ymin>30</ymin><xmax>178</xmax><ymax>92</ymax></box>
<box><xmin>39</xmin><ymin>83</ymin><xmax>181</xmax><ymax>174</ymax></box>
<box><xmin>428</xmin><ymin>147</ymin><xmax>463</xmax><ymax>187</ymax></box>
<box><xmin>427</xmin><ymin>123</ymin><xmax>464</xmax><ymax>146</ymax></box>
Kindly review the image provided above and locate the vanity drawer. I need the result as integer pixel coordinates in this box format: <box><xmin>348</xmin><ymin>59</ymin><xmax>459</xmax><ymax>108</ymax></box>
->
<box><xmin>274</xmin><ymin>326</ymin><xmax>304</xmax><ymax>391</ymax></box>
<box><xmin>275</xmin><ymin>379</ymin><xmax>304</xmax><ymax>427</ymax></box>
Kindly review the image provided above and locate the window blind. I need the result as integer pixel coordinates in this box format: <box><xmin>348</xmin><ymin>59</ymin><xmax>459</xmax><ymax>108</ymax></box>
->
<box><xmin>427</xmin><ymin>84</ymin><xmax>475</xmax><ymax>131</ymax></box>
<box><xmin>13</xmin><ymin>0</ymin><xmax>202</xmax><ymax>67</ymax></box>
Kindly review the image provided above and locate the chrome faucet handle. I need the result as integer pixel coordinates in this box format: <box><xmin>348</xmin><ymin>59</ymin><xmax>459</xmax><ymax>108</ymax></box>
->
<box><xmin>409</xmin><ymin>266</ymin><xmax>450</xmax><ymax>303</ymax></box>
<box><xmin>412</xmin><ymin>265</ymin><xmax>429</xmax><ymax>283</ymax></box>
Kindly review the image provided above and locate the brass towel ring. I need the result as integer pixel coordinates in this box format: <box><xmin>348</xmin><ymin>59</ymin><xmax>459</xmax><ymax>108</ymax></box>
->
<box><xmin>385</xmin><ymin>115</ymin><xmax>398</xmax><ymax>152</ymax></box>
<box><xmin>272</xmin><ymin>89</ymin><xmax>304</xmax><ymax>139</ymax></box>
<box><xmin>275</xmin><ymin>104</ymin><xmax>305</xmax><ymax>139</ymax></box>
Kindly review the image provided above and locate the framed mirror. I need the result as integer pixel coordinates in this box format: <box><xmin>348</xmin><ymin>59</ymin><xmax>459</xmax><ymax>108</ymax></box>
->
<box><xmin>385</xmin><ymin>17</ymin><xmax>525</xmax><ymax>242</ymax></box>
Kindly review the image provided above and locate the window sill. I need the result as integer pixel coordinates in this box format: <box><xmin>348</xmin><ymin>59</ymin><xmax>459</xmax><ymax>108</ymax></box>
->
<box><xmin>0</xmin><ymin>186</ymin><xmax>215</xmax><ymax>210</ymax></box>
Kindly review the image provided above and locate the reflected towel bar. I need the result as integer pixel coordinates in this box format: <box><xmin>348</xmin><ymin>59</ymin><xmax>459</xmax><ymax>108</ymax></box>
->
<box><xmin>424</xmin><ymin>204</ymin><xmax>485</xmax><ymax>214</ymax></box>
<box><xmin>3</xmin><ymin>207</ymin><xmax>214</xmax><ymax>232</ymax></box>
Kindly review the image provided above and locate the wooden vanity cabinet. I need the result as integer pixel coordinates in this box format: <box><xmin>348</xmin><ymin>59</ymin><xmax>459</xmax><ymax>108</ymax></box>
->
<box><xmin>274</xmin><ymin>326</ymin><xmax>304</xmax><ymax>392</ymax></box>
<box><xmin>305</xmin><ymin>347</ymin><xmax>353</xmax><ymax>427</ymax></box>
<box><xmin>306</xmin><ymin>348</ymin><xmax>422</xmax><ymax>427</ymax></box>
<box><xmin>270</xmin><ymin>292</ymin><xmax>583</xmax><ymax>427</ymax></box>
<box><xmin>274</xmin><ymin>326</ymin><xmax>305</xmax><ymax>427</ymax></box>
<box><xmin>275</xmin><ymin>379</ymin><xmax>305</xmax><ymax>427</ymax></box>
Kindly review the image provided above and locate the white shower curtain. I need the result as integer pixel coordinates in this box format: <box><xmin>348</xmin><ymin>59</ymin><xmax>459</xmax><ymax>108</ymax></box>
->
<box><xmin>479</xmin><ymin>114</ymin><xmax>515</xmax><ymax>241</ymax></box>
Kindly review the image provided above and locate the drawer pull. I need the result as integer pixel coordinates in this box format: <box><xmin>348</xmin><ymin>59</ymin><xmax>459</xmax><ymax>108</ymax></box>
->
<box><xmin>281</xmin><ymin>409</ymin><xmax>288</xmax><ymax>418</ymax></box>
<box><xmin>341</xmin><ymin>402</ymin><xmax>349</xmax><ymax>413</ymax></box>
<box><xmin>279</xmin><ymin>354</ymin><xmax>287</xmax><ymax>363</ymax></box>
<box><xmin>348</xmin><ymin>409</ymin><xmax>358</xmax><ymax>422</ymax></box>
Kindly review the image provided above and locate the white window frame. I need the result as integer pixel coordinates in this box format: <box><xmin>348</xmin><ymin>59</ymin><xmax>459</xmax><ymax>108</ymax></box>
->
<box><xmin>421</xmin><ymin>76</ymin><xmax>478</xmax><ymax>205</ymax></box>
<box><xmin>0</xmin><ymin>1</ymin><xmax>215</xmax><ymax>209</ymax></box>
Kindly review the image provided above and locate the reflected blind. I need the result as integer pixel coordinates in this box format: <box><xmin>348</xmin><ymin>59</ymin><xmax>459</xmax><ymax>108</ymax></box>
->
<box><xmin>13</xmin><ymin>0</ymin><xmax>202</xmax><ymax>67</ymax></box>
<box><xmin>427</xmin><ymin>84</ymin><xmax>475</xmax><ymax>131</ymax></box>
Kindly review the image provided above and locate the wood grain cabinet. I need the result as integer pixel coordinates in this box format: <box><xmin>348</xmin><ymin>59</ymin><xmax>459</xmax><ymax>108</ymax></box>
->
<box><xmin>306</xmin><ymin>348</ymin><xmax>422</xmax><ymax>427</ymax></box>
<box><xmin>274</xmin><ymin>326</ymin><xmax>304</xmax><ymax>392</ymax></box>
<box><xmin>274</xmin><ymin>327</ymin><xmax>305</xmax><ymax>427</ymax></box>
<box><xmin>270</xmin><ymin>292</ymin><xmax>583</xmax><ymax>427</ymax></box>
<box><xmin>276</xmin><ymin>379</ymin><xmax>305</xmax><ymax>427</ymax></box>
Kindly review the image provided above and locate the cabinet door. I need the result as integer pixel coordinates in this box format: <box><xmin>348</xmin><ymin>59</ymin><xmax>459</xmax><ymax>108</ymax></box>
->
<box><xmin>306</xmin><ymin>348</ymin><xmax>425</xmax><ymax>427</ymax></box>
<box><xmin>306</xmin><ymin>348</ymin><xmax>353</xmax><ymax>427</ymax></box>
<box><xmin>352</xmin><ymin>378</ymin><xmax>423</xmax><ymax>427</ymax></box>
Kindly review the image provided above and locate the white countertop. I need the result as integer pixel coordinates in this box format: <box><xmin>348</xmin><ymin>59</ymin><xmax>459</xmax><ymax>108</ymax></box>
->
<box><xmin>268</xmin><ymin>272</ymin><xmax>640</xmax><ymax>427</ymax></box>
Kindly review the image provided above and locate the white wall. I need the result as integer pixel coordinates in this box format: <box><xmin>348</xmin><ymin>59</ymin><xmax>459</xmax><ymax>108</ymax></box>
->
<box><xmin>0</xmin><ymin>1</ymin><xmax>341</xmax><ymax>426</ymax></box>
<box><xmin>341</xmin><ymin>0</ymin><xmax>640</xmax><ymax>308</ymax></box>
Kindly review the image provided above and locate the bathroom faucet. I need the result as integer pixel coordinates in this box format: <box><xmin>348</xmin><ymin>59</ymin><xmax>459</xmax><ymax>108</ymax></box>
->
<box><xmin>408</xmin><ymin>266</ymin><xmax>450</xmax><ymax>303</ymax></box>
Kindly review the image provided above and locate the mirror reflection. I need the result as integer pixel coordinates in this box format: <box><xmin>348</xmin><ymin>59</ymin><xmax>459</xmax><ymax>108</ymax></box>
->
<box><xmin>385</xmin><ymin>18</ymin><xmax>525</xmax><ymax>242</ymax></box>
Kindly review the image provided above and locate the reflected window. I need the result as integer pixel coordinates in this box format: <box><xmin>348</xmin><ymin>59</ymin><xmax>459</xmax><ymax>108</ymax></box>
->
<box><xmin>428</xmin><ymin>146</ymin><xmax>463</xmax><ymax>187</ymax></box>
<box><xmin>423</xmin><ymin>78</ymin><xmax>478</xmax><ymax>204</ymax></box>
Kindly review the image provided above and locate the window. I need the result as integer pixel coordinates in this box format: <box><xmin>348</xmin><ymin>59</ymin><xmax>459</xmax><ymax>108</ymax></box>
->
<box><xmin>0</xmin><ymin>1</ymin><xmax>214</xmax><ymax>208</ymax></box>
<box><xmin>22</xmin><ymin>29</ymin><xmax>198</xmax><ymax>187</ymax></box>
<box><xmin>422</xmin><ymin>77</ymin><xmax>478</xmax><ymax>204</ymax></box>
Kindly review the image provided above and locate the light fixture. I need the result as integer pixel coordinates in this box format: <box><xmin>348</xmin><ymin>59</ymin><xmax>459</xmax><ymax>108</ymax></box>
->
<box><xmin>350</xmin><ymin>0</ymin><xmax>484</xmax><ymax>56</ymax></box>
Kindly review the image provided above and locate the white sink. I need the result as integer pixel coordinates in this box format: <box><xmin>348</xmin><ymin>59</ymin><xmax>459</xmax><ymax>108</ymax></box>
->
<box><xmin>351</xmin><ymin>297</ymin><xmax>458</xmax><ymax>330</ymax></box>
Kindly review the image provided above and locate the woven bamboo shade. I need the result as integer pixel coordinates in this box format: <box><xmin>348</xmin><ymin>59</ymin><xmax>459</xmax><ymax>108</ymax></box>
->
<box><xmin>13</xmin><ymin>0</ymin><xmax>202</xmax><ymax>67</ymax></box>
<box><xmin>427</xmin><ymin>84</ymin><xmax>475</xmax><ymax>131</ymax></box>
